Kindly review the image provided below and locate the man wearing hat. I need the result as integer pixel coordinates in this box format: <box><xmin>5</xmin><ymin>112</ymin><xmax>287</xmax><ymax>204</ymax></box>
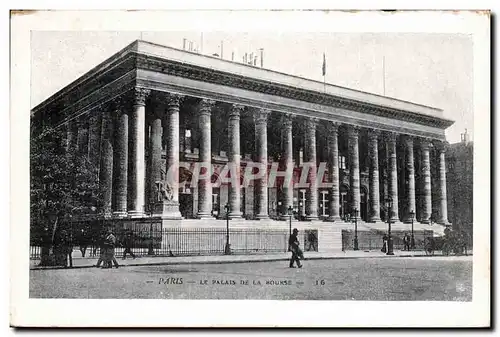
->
<box><xmin>288</xmin><ymin>228</ymin><xmax>303</xmax><ymax>268</ymax></box>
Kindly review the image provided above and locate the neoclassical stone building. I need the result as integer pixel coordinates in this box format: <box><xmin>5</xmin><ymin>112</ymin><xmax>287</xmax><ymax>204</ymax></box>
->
<box><xmin>31</xmin><ymin>40</ymin><xmax>455</xmax><ymax>250</ymax></box>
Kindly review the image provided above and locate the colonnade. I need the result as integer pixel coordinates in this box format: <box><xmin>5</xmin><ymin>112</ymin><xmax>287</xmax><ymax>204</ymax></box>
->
<box><xmin>66</xmin><ymin>87</ymin><xmax>449</xmax><ymax>224</ymax></box>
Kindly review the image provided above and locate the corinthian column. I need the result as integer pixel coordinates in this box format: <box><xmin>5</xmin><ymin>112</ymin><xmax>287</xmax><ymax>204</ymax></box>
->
<box><xmin>88</xmin><ymin>112</ymin><xmax>102</xmax><ymax>168</ymax></box>
<box><xmin>149</xmin><ymin>105</ymin><xmax>163</xmax><ymax>212</ymax></box>
<box><xmin>281</xmin><ymin>113</ymin><xmax>295</xmax><ymax>219</ymax></box>
<box><xmin>76</xmin><ymin>118</ymin><xmax>89</xmax><ymax>156</ymax></box>
<box><xmin>254</xmin><ymin>108</ymin><xmax>270</xmax><ymax>219</ymax></box>
<box><xmin>348</xmin><ymin>126</ymin><xmax>361</xmax><ymax>216</ymax></box>
<box><xmin>66</xmin><ymin>119</ymin><xmax>78</xmax><ymax>154</ymax></box>
<box><xmin>127</xmin><ymin>87</ymin><xmax>150</xmax><ymax>217</ymax></box>
<box><xmin>99</xmin><ymin>110</ymin><xmax>113</xmax><ymax>217</ymax></box>
<box><xmin>197</xmin><ymin>98</ymin><xmax>216</xmax><ymax>219</ymax></box>
<box><xmin>228</xmin><ymin>104</ymin><xmax>244</xmax><ymax>219</ymax></box>
<box><xmin>386</xmin><ymin>132</ymin><xmax>400</xmax><ymax>222</ymax></box>
<box><xmin>435</xmin><ymin>141</ymin><xmax>449</xmax><ymax>224</ymax></box>
<box><xmin>403</xmin><ymin>136</ymin><xmax>417</xmax><ymax>223</ymax></box>
<box><xmin>420</xmin><ymin>139</ymin><xmax>432</xmax><ymax>224</ymax></box>
<box><xmin>113</xmin><ymin>100</ymin><xmax>129</xmax><ymax>217</ymax></box>
<box><xmin>158</xmin><ymin>93</ymin><xmax>184</xmax><ymax>219</ymax></box>
<box><xmin>325</xmin><ymin>122</ymin><xmax>341</xmax><ymax>222</ymax></box>
<box><xmin>368</xmin><ymin>129</ymin><xmax>381</xmax><ymax>222</ymax></box>
<box><xmin>305</xmin><ymin>117</ymin><xmax>319</xmax><ymax>220</ymax></box>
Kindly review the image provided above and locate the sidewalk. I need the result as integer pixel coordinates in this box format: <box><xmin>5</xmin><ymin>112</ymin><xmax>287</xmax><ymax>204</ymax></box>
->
<box><xmin>30</xmin><ymin>249</ymin><xmax>471</xmax><ymax>270</ymax></box>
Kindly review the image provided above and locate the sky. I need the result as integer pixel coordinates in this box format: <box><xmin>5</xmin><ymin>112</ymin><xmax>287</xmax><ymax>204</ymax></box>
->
<box><xmin>31</xmin><ymin>31</ymin><xmax>473</xmax><ymax>143</ymax></box>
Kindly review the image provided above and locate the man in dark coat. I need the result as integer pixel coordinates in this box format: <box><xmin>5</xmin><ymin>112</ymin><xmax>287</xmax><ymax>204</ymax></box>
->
<box><xmin>122</xmin><ymin>231</ymin><xmax>136</xmax><ymax>260</ymax></box>
<box><xmin>403</xmin><ymin>233</ymin><xmax>411</xmax><ymax>251</ymax></box>
<box><xmin>288</xmin><ymin>228</ymin><xmax>303</xmax><ymax>268</ymax></box>
<box><xmin>381</xmin><ymin>234</ymin><xmax>388</xmax><ymax>253</ymax></box>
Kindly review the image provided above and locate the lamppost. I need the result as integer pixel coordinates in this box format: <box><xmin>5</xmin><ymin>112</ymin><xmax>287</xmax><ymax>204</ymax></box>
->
<box><xmin>409</xmin><ymin>210</ymin><xmax>415</xmax><ymax>250</ymax></box>
<box><xmin>224</xmin><ymin>204</ymin><xmax>231</xmax><ymax>255</ymax></box>
<box><xmin>287</xmin><ymin>206</ymin><xmax>293</xmax><ymax>236</ymax></box>
<box><xmin>353</xmin><ymin>208</ymin><xmax>359</xmax><ymax>251</ymax></box>
<box><xmin>385</xmin><ymin>197</ymin><xmax>394</xmax><ymax>255</ymax></box>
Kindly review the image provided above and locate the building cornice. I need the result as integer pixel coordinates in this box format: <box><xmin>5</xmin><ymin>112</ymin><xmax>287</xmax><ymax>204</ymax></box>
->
<box><xmin>134</xmin><ymin>52</ymin><xmax>453</xmax><ymax>129</ymax></box>
<box><xmin>31</xmin><ymin>39</ymin><xmax>454</xmax><ymax>133</ymax></box>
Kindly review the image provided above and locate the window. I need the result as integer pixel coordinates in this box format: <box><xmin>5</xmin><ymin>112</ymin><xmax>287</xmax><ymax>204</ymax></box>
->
<box><xmin>299</xmin><ymin>190</ymin><xmax>306</xmax><ymax>217</ymax></box>
<box><xmin>448</xmin><ymin>160</ymin><xmax>455</xmax><ymax>171</ymax></box>
<box><xmin>339</xmin><ymin>155</ymin><xmax>347</xmax><ymax>170</ymax></box>
<box><xmin>320</xmin><ymin>190</ymin><xmax>329</xmax><ymax>216</ymax></box>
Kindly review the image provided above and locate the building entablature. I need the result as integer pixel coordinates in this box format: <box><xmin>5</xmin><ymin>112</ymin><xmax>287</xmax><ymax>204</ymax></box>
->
<box><xmin>31</xmin><ymin>40</ymin><xmax>454</xmax><ymax>141</ymax></box>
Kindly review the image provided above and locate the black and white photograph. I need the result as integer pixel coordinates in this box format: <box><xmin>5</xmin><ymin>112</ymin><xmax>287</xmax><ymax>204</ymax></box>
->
<box><xmin>10</xmin><ymin>8</ymin><xmax>490</xmax><ymax>327</ymax></box>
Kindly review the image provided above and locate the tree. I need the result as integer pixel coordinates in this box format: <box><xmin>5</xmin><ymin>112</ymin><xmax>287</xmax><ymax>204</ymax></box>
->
<box><xmin>30</xmin><ymin>127</ymin><xmax>101</xmax><ymax>265</ymax></box>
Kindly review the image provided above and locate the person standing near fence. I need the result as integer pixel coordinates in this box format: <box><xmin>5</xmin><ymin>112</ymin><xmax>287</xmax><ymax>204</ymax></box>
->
<box><xmin>122</xmin><ymin>231</ymin><xmax>136</xmax><ymax>260</ymax></box>
<box><xmin>403</xmin><ymin>233</ymin><xmax>411</xmax><ymax>251</ymax></box>
<box><xmin>381</xmin><ymin>234</ymin><xmax>388</xmax><ymax>253</ymax></box>
<box><xmin>288</xmin><ymin>228</ymin><xmax>303</xmax><ymax>268</ymax></box>
<box><xmin>59</xmin><ymin>229</ymin><xmax>73</xmax><ymax>268</ymax></box>
<box><xmin>97</xmin><ymin>228</ymin><xmax>119</xmax><ymax>269</ymax></box>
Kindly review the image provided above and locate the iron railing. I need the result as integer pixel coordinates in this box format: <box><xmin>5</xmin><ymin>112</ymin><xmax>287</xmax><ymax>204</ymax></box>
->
<box><xmin>30</xmin><ymin>227</ymin><xmax>292</xmax><ymax>259</ymax></box>
<box><xmin>341</xmin><ymin>229</ymin><xmax>434</xmax><ymax>251</ymax></box>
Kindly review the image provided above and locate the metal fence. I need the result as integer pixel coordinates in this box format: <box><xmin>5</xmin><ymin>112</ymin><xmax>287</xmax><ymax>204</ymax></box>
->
<box><xmin>30</xmin><ymin>227</ymin><xmax>291</xmax><ymax>259</ymax></box>
<box><xmin>341</xmin><ymin>229</ymin><xmax>434</xmax><ymax>251</ymax></box>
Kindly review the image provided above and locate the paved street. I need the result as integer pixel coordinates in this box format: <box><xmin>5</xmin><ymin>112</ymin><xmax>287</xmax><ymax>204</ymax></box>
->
<box><xmin>30</xmin><ymin>256</ymin><xmax>472</xmax><ymax>301</ymax></box>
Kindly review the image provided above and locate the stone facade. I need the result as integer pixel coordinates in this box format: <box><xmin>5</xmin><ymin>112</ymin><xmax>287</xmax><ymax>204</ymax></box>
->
<box><xmin>31</xmin><ymin>40</ymin><xmax>456</xmax><ymax>249</ymax></box>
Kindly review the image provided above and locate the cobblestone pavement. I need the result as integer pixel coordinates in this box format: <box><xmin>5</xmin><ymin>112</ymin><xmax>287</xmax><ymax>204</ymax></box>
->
<box><xmin>30</xmin><ymin>256</ymin><xmax>472</xmax><ymax>301</ymax></box>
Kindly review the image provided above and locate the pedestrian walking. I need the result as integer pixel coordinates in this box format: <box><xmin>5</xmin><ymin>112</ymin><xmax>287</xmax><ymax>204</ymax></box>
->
<box><xmin>95</xmin><ymin>230</ymin><xmax>107</xmax><ymax>268</ymax></box>
<box><xmin>307</xmin><ymin>231</ymin><xmax>318</xmax><ymax>252</ymax></box>
<box><xmin>104</xmin><ymin>228</ymin><xmax>120</xmax><ymax>268</ymax></box>
<box><xmin>288</xmin><ymin>228</ymin><xmax>303</xmax><ymax>268</ymax></box>
<box><xmin>122</xmin><ymin>231</ymin><xmax>136</xmax><ymax>260</ymax></box>
<box><xmin>96</xmin><ymin>228</ymin><xmax>119</xmax><ymax>268</ymax></box>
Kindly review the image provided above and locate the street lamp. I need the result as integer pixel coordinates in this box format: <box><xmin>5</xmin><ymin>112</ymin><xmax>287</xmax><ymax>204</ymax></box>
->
<box><xmin>409</xmin><ymin>210</ymin><xmax>415</xmax><ymax>250</ymax></box>
<box><xmin>287</xmin><ymin>206</ymin><xmax>293</xmax><ymax>236</ymax></box>
<box><xmin>385</xmin><ymin>197</ymin><xmax>394</xmax><ymax>255</ymax></box>
<box><xmin>353</xmin><ymin>208</ymin><xmax>359</xmax><ymax>251</ymax></box>
<box><xmin>224</xmin><ymin>204</ymin><xmax>231</xmax><ymax>255</ymax></box>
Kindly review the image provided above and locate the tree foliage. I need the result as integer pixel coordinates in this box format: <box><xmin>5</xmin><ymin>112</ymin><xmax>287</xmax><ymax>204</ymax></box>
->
<box><xmin>30</xmin><ymin>128</ymin><xmax>101</xmax><ymax>246</ymax></box>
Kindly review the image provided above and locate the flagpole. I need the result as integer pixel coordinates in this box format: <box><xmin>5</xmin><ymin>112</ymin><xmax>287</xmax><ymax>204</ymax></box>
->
<box><xmin>324</xmin><ymin>51</ymin><xmax>326</xmax><ymax>93</ymax></box>
<box><xmin>382</xmin><ymin>55</ymin><xmax>386</xmax><ymax>96</ymax></box>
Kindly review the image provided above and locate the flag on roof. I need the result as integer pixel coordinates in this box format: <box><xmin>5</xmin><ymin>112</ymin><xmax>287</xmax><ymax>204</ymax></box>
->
<box><xmin>322</xmin><ymin>52</ymin><xmax>326</xmax><ymax>76</ymax></box>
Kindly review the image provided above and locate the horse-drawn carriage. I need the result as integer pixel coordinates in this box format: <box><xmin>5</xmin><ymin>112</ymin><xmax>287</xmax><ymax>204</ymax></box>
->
<box><xmin>423</xmin><ymin>230</ymin><xmax>468</xmax><ymax>256</ymax></box>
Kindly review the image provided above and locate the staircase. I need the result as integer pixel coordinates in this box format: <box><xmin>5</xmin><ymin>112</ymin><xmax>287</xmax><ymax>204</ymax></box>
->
<box><xmin>317</xmin><ymin>225</ymin><xmax>344</xmax><ymax>252</ymax></box>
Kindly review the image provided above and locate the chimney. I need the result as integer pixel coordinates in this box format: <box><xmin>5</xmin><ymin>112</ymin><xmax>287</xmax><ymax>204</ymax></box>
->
<box><xmin>231</xmin><ymin>51</ymin><xmax>235</xmax><ymax>61</ymax></box>
<box><xmin>461</xmin><ymin>129</ymin><xmax>470</xmax><ymax>143</ymax></box>
<box><xmin>221</xmin><ymin>41</ymin><xmax>224</xmax><ymax>59</ymax></box>
<box><xmin>200</xmin><ymin>32</ymin><xmax>203</xmax><ymax>54</ymax></box>
<box><xmin>259</xmin><ymin>48</ymin><xmax>264</xmax><ymax>67</ymax></box>
<box><xmin>183</xmin><ymin>38</ymin><xmax>187</xmax><ymax>50</ymax></box>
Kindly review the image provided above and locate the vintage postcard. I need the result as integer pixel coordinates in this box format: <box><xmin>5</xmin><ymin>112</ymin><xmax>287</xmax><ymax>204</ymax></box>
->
<box><xmin>10</xmin><ymin>9</ymin><xmax>490</xmax><ymax>327</ymax></box>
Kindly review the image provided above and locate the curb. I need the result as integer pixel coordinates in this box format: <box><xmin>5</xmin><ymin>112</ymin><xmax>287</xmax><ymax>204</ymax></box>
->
<box><xmin>30</xmin><ymin>252</ymin><xmax>470</xmax><ymax>271</ymax></box>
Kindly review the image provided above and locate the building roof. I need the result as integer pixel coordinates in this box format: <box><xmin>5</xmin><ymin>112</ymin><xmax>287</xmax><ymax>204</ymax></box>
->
<box><xmin>31</xmin><ymin>40</ymin><xmax>454</xmax><ymax>134</ymax></box>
